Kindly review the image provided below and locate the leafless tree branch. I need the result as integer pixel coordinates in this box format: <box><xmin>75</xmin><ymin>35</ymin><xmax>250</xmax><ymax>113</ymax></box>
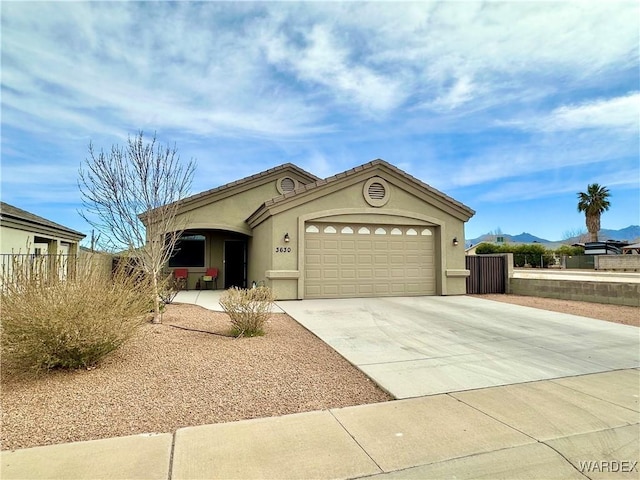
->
<box><xmin>78</xmin><ymin>132</ymin><xmax>196</xmax><ymax>323</ymax></box>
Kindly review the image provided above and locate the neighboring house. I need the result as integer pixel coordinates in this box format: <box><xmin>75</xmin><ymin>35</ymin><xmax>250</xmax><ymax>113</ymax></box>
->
<box><xmin>465</xmin><ymin>243</ymin><xmax>483</xmax><ymax>255</ymax></box>
<box><xmin>158</xmin><ymin>159</ymin><xmax>475</xmax><ymax>299</ymax></box>
<box><xmin>0</xmin><ymin>202</ymin><xmax>85</xmax><ymax>256</ymax></box>
<box><xmin>621</xmin><ymin>243</ymin><xmax>640</xmax><ymax>255</ymax></box>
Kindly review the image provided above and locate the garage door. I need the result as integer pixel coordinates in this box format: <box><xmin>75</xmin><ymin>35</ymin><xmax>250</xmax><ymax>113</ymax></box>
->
<box><xmin>304</xmin><ymin>223</ymin><xmax>436</xmax><ymax>298</ymax></box>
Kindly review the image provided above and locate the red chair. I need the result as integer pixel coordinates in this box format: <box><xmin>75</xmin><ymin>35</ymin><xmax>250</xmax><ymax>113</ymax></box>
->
<box><xmin>202</xmin><ymin>268</ymin><xmax>218</xmax><ymax>290</ymax></box>
<box><xmin>173</xmin><ymin>268</ymin><xmax>188</xmax><ymax>290</ymax></box>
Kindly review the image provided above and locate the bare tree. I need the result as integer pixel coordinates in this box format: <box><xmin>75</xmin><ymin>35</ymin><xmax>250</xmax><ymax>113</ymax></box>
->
<box><xmin>561</xmin><ymin>228</ymin><xmax>589</xmax><ymax>244</ymax></box>
<box><xmin>79</xmin><ymin>132</ymin><xmax>196</xmax><ymax>323</ymax></box>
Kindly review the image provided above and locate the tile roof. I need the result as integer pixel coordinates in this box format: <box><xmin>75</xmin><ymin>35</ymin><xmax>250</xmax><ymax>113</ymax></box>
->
<box><xmin>263</xmin><ymin>159</ymin><xmax>475</xmax><ymax>215</ymax></box>
<box><xmin>180</xmin><ymin>162</ymin><xmax>320</xmax><ymax>206</ymax></box>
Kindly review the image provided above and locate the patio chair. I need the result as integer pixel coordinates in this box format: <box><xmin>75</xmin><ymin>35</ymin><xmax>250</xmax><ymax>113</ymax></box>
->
<box><xmin>201</xmin><ymin>267</ymin><xmax>218</xmax><ymax>290</ymax></box>
<box><xmin>173</xmin><ymin>268</ymin><xmax>188</xmax><ymax>290</ymax></box>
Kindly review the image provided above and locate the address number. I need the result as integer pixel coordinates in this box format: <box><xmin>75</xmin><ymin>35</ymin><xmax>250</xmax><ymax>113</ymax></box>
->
<box><xmin>275</xmin><ymin>247</ymin><xmax>292</xmax><ymax>253</ymax></box>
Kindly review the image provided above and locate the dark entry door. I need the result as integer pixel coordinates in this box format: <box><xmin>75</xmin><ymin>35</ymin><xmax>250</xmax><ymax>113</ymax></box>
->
<box><xmin>224</xmin><ymin>240</ymin><xmax>247</xmax><ymax>289</ymax></box>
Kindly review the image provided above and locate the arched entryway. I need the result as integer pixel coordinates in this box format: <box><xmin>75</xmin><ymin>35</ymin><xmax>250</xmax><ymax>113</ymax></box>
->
<box><xmin>168</xmin><ymin>229</ymin><xmax>249</xmax><ymax>290</ymax></box>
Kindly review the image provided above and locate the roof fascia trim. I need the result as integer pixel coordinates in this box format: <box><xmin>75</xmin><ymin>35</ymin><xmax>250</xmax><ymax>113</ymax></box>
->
<box><xmin>176</xmin><ymin>163</ymin><xmax>320</xmax><ymax>216</ymax></box>
<box><xmin>1</xmin><ymin>217</ymin><xmax>86</xmax><ymax>241</ymax></box>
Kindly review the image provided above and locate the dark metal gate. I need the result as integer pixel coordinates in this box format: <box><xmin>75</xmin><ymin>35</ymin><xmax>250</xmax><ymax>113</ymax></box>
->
<box><xmin>465</xmin><ymin>255</ymin><xmax>506</xmax><ymax>294</ymax></box>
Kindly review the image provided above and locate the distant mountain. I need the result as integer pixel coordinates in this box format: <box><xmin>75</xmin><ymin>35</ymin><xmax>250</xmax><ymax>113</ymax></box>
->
<box><xmin>563</xmin><ymin>225</ymin><xmax>640</xmax><ymax>244</ymax></box>
<box><xmin>599</xmin><ymin>225</ymin><xmax>640</xmax><ymax>242</ymax></box>
<box><xmin>467</xmin><ymin>232</ymin><xmax>549</xmax><ymax>246</ymax></box>
<box><xmin>510</xmin><ymin>232</ymin><xmax>550</xmax><ymax>243</ymax></box>
<box><xmin>467</xmin><ymin>225</ymin><xmax>640</xmax><ymax>247</ymax></box>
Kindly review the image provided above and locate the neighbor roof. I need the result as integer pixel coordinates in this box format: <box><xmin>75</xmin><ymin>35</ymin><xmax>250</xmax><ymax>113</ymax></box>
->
<box><xmin>0</xmin><ymin>202</ymin><xmax>86</xmax><ymax>240</ymax></box>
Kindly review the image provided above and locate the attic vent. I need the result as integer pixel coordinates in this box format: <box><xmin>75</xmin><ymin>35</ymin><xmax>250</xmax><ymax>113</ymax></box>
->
<box><xmin>368</xmin><ymin>182</ymin><xmax>386</xmax><ymax>200</ymax></box>
<box><xmin>276</xmin><ymin>176</ymin><xmax>299</xmax><ymax>194</ymax></box>
<box><xmin>363</xmin><ymin>177</ymin><xmax>390</xmax><ymax>207</ymax></box>
<box><xmin>281</xmin><ymin>177</ymin><xmax>296</xmax><ymax>192</ymax></box>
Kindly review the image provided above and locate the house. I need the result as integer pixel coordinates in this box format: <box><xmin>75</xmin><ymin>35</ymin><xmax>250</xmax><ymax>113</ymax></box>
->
<box><xmin>0</xmin><ymin>202</ymin><xmax>85</xmax><ymax>256</ymax></box>
<box><xmin>161</xmin><ymin>159</ymin><xmax>475</xmax><ymax>299</ymax></box>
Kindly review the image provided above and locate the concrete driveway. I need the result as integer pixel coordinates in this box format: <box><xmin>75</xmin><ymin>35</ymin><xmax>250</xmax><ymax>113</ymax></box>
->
<box><xmin>277</xmin><ymin>296</ymin><xmax>640</xmax><ymax>398</ymax></box>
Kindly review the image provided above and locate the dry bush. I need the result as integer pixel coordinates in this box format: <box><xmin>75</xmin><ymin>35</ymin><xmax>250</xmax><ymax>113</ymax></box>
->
<box><xmin>0</xmin><ymin>257</ymin><xmax>153</xmax><ymax>375</ymax></box>
<box><xmin>158</xmin><ymin>271</ymin><xmax>180</xmax><ymax>305</ymax></box>
<box><xmin>219</xmin><ymin>286</ymin><xmax>275</xmax><ymax>337</ymax></box>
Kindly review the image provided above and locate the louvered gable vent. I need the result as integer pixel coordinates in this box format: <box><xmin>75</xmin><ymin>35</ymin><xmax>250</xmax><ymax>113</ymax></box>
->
<box><xmin>281</xmin><ymin>177</ymin><xmax>296</xmax><ymax>193</ymax></box>
<box><xmin>368</xmin><ymin>182</ymin><xmax>386</xmax><ymax>200</ymax></box>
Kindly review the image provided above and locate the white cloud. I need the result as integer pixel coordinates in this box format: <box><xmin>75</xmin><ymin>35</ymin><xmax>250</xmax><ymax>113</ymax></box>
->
<box><xmin>3</xmin><ymin>1</ymin><xmax>638</xmax><ymax>140</ymax></box>
<box><xmin>543</xmin><ymin>93</ymin><xmax>640</xmax><ymax>132</ymax></box>
<box><xmin>499</xmin><ymin>92</ymin><xmax>640</xmax><ymax>133</ymax></box>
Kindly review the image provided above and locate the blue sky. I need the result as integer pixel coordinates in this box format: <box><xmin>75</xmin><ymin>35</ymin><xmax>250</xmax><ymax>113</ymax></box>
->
<box><xmin>2</xmin><ymin>1</ymin><xmax>639</xmax><ymax>243</ymax></box>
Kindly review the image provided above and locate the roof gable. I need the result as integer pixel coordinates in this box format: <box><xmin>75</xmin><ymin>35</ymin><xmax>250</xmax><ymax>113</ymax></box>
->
<box><xmin>175</xmin><ymin>163</ymin><xmax>320</xmax><ymax>216</ymax></box>
<box><xmin>247</xmin><ymin>159</ymin><xmax>475</xmax><ymax>226</ymax></box>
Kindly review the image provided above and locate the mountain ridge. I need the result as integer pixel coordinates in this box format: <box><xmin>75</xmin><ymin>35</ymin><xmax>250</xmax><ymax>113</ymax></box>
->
<box><xmin>467</xmin><ymin>225</ymin><xmax>640</xmax><ymax>247</ymax></box>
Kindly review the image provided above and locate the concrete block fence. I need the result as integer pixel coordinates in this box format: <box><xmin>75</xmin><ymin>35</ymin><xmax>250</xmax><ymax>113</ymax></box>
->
<box><xmin>509</xmin><ymin>278</ymin><xmax>640</xmax><ymax>307</ymax></box>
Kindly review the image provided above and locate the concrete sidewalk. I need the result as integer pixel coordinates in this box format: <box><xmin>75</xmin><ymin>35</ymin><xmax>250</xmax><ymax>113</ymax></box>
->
<box><xmin>172</xmin><ymin>289</ymin><xmax>285</xmax><ymax>313</ymax></box>
<box><xmin>2</xmin><ymin>369</ymin><xmax>638</xmax><ymax>479</ymax></box>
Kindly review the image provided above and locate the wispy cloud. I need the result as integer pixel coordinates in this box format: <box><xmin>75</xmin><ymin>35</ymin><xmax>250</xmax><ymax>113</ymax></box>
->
<box><xmin>1</xmin><ymin>1</ymin><xmax>638</xmax><ymax>240</ymax></box>
<box><xmin>500</xmin><ymin>93</ymin><xmax>640</xmax><ymax>133</ymax></box>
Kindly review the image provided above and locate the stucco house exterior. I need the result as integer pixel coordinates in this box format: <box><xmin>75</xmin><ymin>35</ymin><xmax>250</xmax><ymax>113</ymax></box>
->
<box><xmin>0</xmin><ymin>202</ymin><xmax>85</xmax><ymax>256</ymax></box>
<box><xmin>163</xmin><ymin>159</ymin><xmax>475</xmax><ymax>300</ymax></box>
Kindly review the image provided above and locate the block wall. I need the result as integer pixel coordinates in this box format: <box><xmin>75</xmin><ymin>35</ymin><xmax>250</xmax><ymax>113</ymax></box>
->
<box><xmin>595</xmin><ymin>255</ymin><xmax>640</xmax><ymax>272</ymax></box>
<box><xmin>509</xmin><ymin>278</ymin><xmax>640</xmax><ymax>307</ymax></box>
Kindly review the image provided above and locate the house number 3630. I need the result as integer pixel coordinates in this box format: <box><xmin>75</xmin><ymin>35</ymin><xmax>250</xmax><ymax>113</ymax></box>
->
<box><xmin>275</xmin><ymin>247</ymin><xmax>292</xmax><ymax>253</ymax></box>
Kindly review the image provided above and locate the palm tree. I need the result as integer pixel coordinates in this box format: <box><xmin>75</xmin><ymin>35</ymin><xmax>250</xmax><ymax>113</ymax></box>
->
<box><xmin>577</xmin><ymin>184</ymin><xmax>611</xmax><ymax>242</ymax></box>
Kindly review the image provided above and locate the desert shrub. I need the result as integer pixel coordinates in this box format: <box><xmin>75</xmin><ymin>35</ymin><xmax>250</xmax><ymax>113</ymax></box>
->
<box><xmin>0</xmin><ymin>259</ymin><xmax>153</xmax><ymax>375</ymax></box>
<box><xmin>219</xmin><ymin>286</ymin><xmax>275</xmax><ymax>337</ymax></box>
<box><xmin>555</xmin><ymin>245</ymin><xmax>585</xmax><ymax>256</ymax></box>
<box><xmin>476</xmin><ymin>243</ymin><xmax>554</xmax><ymax>267</ymax></box>
<box><xmin>158</xmin><ymin>271</ymin><xmax>179</xmax><ymax>306</ymax></box>
<box><xmin>475</xmin><ymin>243</ymin><xmax>500</xmax><ymax>254</ymax></box>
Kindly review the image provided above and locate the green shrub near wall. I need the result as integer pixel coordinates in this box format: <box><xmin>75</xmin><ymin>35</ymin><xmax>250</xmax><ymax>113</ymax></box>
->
<box><xmin>475</xmin><ymin>243</ymin><xmax>555</xmax><ymax>267</ymax></box>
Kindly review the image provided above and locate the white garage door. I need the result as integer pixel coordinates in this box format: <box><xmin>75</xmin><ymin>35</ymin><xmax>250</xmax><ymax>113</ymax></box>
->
<box><xmin>304</xmin><ymin>223</ymin><xmax>436</xmax><ymax>298</ymax></box>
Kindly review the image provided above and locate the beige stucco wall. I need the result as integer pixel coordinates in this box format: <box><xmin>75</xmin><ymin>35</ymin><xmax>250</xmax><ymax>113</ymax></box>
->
<box><xmin>175</xmin><ymin>171</ymin><xmax>312</xmax><ymax>235</ymax></box>
<box><xmin>248</xmin><ymin>221</ymin><xmax>272</xmax><ymax>287</ymax></box>
<box><xmin>251</xmin><ymin>173</ymin><xmax>470</xmax><ymax>299</ymax></box>
<box><xmin>1</xmin><ymin>226</ymin><xmax>33</xmax><ymax>254</ymax></box>
<box><xmin>0</xmin><ymin>226</ymin><xmax>79</xmax><ymax>256</ymax></box>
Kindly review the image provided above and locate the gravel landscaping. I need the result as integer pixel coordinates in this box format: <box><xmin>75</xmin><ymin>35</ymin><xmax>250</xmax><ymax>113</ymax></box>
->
<box><xmin>2</xmin><ymin>295</ymin><xmax>637</xmax><ymax>451</ymax></box>
<box><xmin>474</xmin><ymin>294</ymin><xmax>639</xmax><ymax>327</ymax></box>
<box><xmin>1</xmin><ymin>304</ymin><xmax>391</xmax><ymax>451</ymax></box>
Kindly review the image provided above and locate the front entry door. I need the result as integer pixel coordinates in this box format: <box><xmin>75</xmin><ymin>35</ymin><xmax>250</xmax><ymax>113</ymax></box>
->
<box><xmin>224</xmin><ymin>240</ymin><xmax>247</xmax><ymax>289</ymax></box>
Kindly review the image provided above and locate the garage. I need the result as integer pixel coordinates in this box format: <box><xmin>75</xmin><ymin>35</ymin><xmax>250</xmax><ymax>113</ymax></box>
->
<box><xmin>304</xmin><ymin>222</ymin><xmax>436</xmax><ymax>298</ymax></box>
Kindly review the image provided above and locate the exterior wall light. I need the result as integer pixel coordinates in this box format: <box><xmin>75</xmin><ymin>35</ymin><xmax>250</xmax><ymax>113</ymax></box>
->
<box><xmin>453</xmin><ymin>237</ymin><xmax>459</xmax><ymax>246</ymax></box>
<box><xmin>284</xmin><ymin>233</ymin><xmax>290</xmax><ymax>243</ymax></box>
